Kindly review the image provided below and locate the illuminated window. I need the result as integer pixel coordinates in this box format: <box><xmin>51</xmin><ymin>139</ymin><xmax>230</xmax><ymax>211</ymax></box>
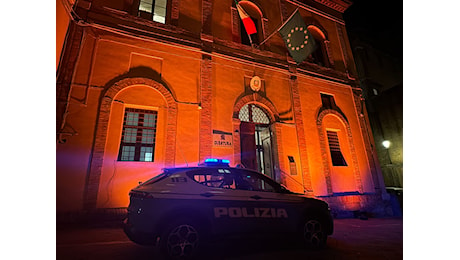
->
<box><xmin>326</xmin><ymin>131</ymin><xmax>347</xmax><ymax>166</ymax></box>
<box><xmin>138</xmin><ymin>0</ymin><xmax>167</xmax><ymax>24</ymax></box>
<box><xmin>118</xmin><ymin>108</ymin><xmax>157</xmax><ymax>162</ymax></box>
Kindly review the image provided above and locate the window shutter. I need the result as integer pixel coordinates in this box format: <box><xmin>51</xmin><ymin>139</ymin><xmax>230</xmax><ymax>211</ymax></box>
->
<box><xmin>326</xmin><ymin>131</ymin><xmax>347</xmax><ymax>166</ymax></box>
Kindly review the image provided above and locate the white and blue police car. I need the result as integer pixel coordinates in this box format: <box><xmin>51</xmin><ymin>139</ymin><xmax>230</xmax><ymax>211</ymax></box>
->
<box><xmin>123</xmin><ymin>159</ymin><xmax>333</xmax><ymax>259</ymax></box>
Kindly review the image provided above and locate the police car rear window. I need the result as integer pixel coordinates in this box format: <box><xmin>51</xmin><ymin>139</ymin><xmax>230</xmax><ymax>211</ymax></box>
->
<box><xmin>140</xmin><ymin>172</ymin><xmax>168</xmax><ymax>186</ymax></box>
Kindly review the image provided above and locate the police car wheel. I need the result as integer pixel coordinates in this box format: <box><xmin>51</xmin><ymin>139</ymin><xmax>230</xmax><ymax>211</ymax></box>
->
<box><xmin>161</xmin><ymin>220</ymin><xmax>202</xmax><ymax>259</ymax></box>
<box><xmin>303</xmin><ymin>218</ymin><xmax>327</xmax><ymax>249</ymax></box>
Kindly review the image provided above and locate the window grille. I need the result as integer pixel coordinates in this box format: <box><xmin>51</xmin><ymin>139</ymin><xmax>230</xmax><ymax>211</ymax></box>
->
<box><xmin>118</xmin><ymin>108</ymin><xmax>158</xmax><ymax>162</ymax></box>
<box><xmin>239</xmin><ymin>104</ymin><xmax>250</xmax><ymax>122</ymax></box>
<box><xmin>238</xmin><ymin>104</ymin><xmax>270</xmax><ymax>124</ymax></box>
<box><xmin>326</xmin><ymin>131</ymin><xmax>347</xmax><ymax>166</ymax></box>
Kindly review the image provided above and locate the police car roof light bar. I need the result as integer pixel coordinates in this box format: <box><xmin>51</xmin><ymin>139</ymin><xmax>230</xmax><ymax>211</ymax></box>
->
<box><xmin>204</xmin><ymin>158</ymin><xmax>230</xmax><ymax>166</ymax></box>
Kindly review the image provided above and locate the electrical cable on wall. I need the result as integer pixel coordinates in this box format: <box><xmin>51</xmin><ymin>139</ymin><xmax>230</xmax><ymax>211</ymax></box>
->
<box><xmin>102</xmin><ymin>160</ymin><xmax>118</xmax><ymax>207</ymax></box>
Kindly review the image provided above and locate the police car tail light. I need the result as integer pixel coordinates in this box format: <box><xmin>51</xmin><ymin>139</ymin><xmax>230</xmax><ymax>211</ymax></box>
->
<box><xmin>129</xmin><ymin>191</ymin><xmax>154</xmax><ymax>199</ymax></box>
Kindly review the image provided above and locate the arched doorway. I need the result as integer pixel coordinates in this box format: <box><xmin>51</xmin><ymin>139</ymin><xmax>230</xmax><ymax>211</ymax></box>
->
<box><xmin>238</xmin><ymin>103</ymin><xmax>274</xmax><ymax>178</ymax></box>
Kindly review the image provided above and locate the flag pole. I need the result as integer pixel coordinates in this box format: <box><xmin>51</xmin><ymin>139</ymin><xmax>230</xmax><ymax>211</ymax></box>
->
<box><xmin>259</xmin><ymin>8</ymin><xmax>300</xmax><ymax>46</ymax></box>
<box><xmin>258</xmin><ymin>27</ymin><xmax>278</xmax><ymax>46</ymax></box>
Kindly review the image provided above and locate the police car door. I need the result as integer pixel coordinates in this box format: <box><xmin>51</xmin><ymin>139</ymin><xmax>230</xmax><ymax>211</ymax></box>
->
<box><xmin>186</xmin><ymin>168</ymin><xmax>263</xmax><ymax>235</ymax></box>
<box><xmin>232</xmin><ymin>169</ymin><xmax>304</xmax><ymax>234</ymax></box>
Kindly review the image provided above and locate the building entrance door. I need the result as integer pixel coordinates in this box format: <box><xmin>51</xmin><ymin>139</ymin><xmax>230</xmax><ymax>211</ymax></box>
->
<box><xmin>239</xmin><ymin>104</ymin><xmax>274</xmax><ymax>179</ymax></box>
<box><xmin>240</xmin><ymin>121</ymin><xmax>257</xmax><ymax>170</ymax></box>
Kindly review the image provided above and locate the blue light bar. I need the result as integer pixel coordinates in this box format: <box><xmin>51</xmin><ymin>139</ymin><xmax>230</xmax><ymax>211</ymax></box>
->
<box><xmin>204</xmin><ymin>158</ymin><xmax>230</xmax><ymax>166</ymax></box>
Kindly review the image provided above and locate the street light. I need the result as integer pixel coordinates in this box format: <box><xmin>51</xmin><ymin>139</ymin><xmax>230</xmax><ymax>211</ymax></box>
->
<box><xmin>382</xmin><ymin>140</ymin><xmax>392</xmax><ymax>164</ymax></box>
<box><xmin>382</xmin><ymin>140</ymin><xmax>391</xmax><ymax>149</ymax></box>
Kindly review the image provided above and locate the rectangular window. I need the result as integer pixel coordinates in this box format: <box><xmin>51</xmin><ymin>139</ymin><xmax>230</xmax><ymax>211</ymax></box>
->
<box><xmin>118</xmin><ymin>108</ymin><xmax>158</xmax><ymax>162</ymax></box>
<box><xmin>288</xmin><ymin>156</ymin><xmax>297</xmax><ymax>175</ymax></box>
<box><xmin>138</xmin><ymin>0</ymin><xmax>167</xmax><ymax>24</ymax></box>
<box><xmin>139</xmin><ymin>0</ymin><xmax>153</xmax><ymax>13</ymax></box>
<box><xmin>321</xmin><ymin>93</ymin><xmax>337</xmax><ymax>109</ymax></box>
<box><xmin>326</xmin><ymin>131</ymin><xmax>347</xmax><ymax>166</ymax></box>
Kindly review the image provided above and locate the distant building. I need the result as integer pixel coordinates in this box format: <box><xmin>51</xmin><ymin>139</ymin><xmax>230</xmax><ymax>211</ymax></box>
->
<box><xmin>350</xmin><ymin>38</ymin><xmax>403</xmax><ymax>203</ymax></box>
<box><xmin>56</xmin><ymin>0</ymin><xmax>392</xmax><ymax>220</ymax></box>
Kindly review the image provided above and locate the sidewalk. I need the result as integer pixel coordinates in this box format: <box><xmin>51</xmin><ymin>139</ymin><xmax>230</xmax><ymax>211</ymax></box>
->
<box><xmin>330</xmin><ymin>217</ymin><xmax>403</xmax><ymax>259</ymax></box>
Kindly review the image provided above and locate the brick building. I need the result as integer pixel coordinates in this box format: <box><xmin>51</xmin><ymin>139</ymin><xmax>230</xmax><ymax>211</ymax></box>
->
<box><xmin>56</xmin><ymin>0</ymin><xmax>391</xmax><ymax>219</ymax></box>
<box><xmin>350</xmin><ymin>38</ymin><xmax>403</xmax><ymax>208</ymax></box>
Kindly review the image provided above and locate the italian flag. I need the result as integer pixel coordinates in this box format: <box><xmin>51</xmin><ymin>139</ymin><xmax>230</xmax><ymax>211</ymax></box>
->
<box><xmin>236</xmin><ymin>1</ymin><xmax>257</xmax><ymax>35</ymax></box>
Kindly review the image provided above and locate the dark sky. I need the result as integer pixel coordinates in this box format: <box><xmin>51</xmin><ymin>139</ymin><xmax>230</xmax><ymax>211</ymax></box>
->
<box><xmin>343</xmin><ymin>0</ymin><xmax>403</xmax><ymax>60</ymax></box>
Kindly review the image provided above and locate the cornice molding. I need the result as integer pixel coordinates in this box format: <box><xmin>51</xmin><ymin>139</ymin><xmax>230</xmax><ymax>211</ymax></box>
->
<box><xmin>313</xmin><ymin>0</ymin><xmax>352</xmax><ymax>13</ymax></box>
<box><xmin>77</xmin><ymin>5</ymin><xmax>354</xmax><ymax>86</ymax></box>
<box><xmin>287</xmin><ymin>0</ymin><xmax>345</xmax><ymax>24</ymax></box>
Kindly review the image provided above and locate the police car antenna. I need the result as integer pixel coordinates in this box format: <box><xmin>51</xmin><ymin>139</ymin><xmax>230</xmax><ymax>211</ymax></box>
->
<box><xmin>177</xmin><ymin>141</ymin><xmax>188</xmax><ymax>166</ymax></box>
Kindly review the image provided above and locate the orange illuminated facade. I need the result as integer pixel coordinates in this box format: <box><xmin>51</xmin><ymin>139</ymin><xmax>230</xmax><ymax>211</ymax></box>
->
<box><xmin>57</xmin><ymin>0</ymin><xmax>391</xmax><ymax>218</ymax></box>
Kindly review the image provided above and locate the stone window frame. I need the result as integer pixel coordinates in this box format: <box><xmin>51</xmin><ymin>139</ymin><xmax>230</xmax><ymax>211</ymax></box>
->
<box><xmin>317</xmin><ymin>110</ymin><xmax>363</xmax><ymax>195</ymax></box>
<box><xmin>231</xmin><ymin>1</ymin><xmax>268</xmax><ymax>47</ymax></box>
<box><xmin>84</xmin><ymin>77</ymin><xmax>177</xmax><ymax>210</ymax></box>
<box><xmin>231</xmin><ymin>93</ymin><xmax>279</xmax><ymax>168</ymax></box>
<box><xmin>299</xmin><ymin>17</ymin><xmax>334</xmax><ymax>68</ymax></box>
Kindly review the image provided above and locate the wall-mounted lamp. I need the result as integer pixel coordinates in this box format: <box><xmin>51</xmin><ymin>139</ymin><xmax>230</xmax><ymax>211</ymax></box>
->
<box><xmin>382</xmin><ymin>140</ymin><xmax>392</xmax><ymax>165</ymax></box>
<box><xmin>382</xmin><ymin>140</ymin><xmax>391</xmax><ymax>149</ymax></box>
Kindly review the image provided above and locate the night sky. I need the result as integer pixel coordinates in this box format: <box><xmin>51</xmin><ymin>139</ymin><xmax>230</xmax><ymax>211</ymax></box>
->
<box><xmin>343</xmin><ymin>0</ymin><xmax>403</xmax><ymax>60</ymax></box>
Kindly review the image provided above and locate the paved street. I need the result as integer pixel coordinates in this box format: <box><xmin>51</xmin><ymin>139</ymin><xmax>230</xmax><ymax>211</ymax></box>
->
<box><xmin>57</xmin><ymin>218</ymin><xmax>402</xmax><ymax>260</ymax></box>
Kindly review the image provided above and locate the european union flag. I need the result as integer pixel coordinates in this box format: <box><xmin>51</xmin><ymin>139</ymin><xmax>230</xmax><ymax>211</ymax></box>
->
<box><xmin>278</xmin><ymin>9</ymin><xmax>316</xmax><ymax>64</ymax></box>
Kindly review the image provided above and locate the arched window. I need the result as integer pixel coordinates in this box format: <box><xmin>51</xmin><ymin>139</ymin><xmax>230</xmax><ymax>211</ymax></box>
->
<box><xmin>236</xmin><ymin>1</ymin><xmax>264</xmax><ymax>46</ymax></box>
<box><xmin>239</xmin><ymin>104</ymin><xmax>270</xmax><ymax>124</ymax></box>
<box><xmin>307</xmin><ymin>25</ymin><xmax>329</xmax><ymax>67</ymax></box>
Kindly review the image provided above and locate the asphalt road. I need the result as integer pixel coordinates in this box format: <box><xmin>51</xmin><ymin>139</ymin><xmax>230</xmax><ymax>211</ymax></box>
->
<box><xmin>56</xmin><ymin>218</ymin><xmax>403</xmax><ymax>260</ymax></box>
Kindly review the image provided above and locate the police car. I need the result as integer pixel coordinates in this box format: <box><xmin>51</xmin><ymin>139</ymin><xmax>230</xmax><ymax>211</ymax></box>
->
<box><xmin>123</xmin><ymin>159</ymin><xmax>333</xmax><ymax>259</ymax></box>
